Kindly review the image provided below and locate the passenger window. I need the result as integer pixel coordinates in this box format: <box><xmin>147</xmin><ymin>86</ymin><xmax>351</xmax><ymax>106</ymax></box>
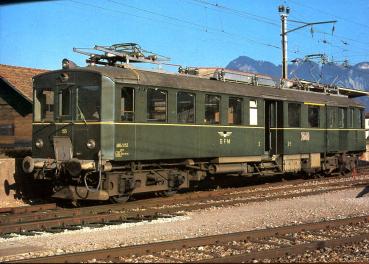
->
<box><xmin>249</xmin><ymin>100</ymin><xmax>258</xmax><ymax>125</ymax></box>
<box><xmin>147</xmin><ymin>88</ymin><xmax>167</xmax><ymax>122</ymax></box>
<box><xmin>121</xmin><ymin>87</ymin><xmax>134</xmax><ymax>121</ymax></box>
<box><xmin>360</xmin><ymin>109</ymin><xmax>365</xmax><ymax>129</ymax></box>
<box><xmin>338</xmin><ymin>107</ymin><xmax>346</xmax><ymax>128</ymax></box>
<box><xmin>348</xmin><ymin>108</ymin><xmax>354</xmax><ymax>128</ymax></box>
<box><xmin>177</xmin><ymin>92</ymin><xmax>195</xmax><ymax>123</ymax></box>
<box><xmin>205</xmin><ymin>94</ymin><xmax>220</xmax><ymax>124</ymax></box>
<box><xmin>228</xmin><ymin>97</ymin><xmax>242</xmax><ymax>125</ymax></box>
<box><xmin>308</xmin><ymin>106</ymin><xmax>319</xmax><ymax>128</ymax></box>
<box><xmin>328</xmin><ymin>108</ymin><xmax>336</xmax><ymax>128</ymax></box>
<box><xmin>327</xmin><ymin>108</ymin><xmax>336</xmax><ymax>128</ymax></box>
<box><xmin>288</xmin><ymin>103</ymin><xmax>301</xmax><ymax>127</ymax></box>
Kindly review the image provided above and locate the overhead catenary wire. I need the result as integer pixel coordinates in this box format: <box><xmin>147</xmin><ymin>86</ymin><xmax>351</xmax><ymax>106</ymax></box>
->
<box><xmin>188</xmin><ymin>0</ymin><xmax>280</xmax><ymax>27</ymax></box>
<box><xmin>66</xmin><ymin>0</ymin><xmax>367</xmax><ymax>65</ymax></box>
<box><xmin>186</xmin><ymin>0</ymin><xmax>368</xmax><ymax>64</ymax></box>
<box><xmin>69</xmin><ymin>0</ymin><xmax>280</xmax><ymax>51</ymax></box>
<box><xmin>288</xmin><ymin>0</ymin><xmax>369</xmax><ymax>30</ymax></box>
<box><xmin>106</xmin><ymin>0</ymin><xmax>281</xmax><ymax>49</ymax></box>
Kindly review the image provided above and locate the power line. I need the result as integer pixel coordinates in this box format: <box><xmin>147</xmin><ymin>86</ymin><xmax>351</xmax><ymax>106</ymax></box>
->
<box><xmin>186</xmin><ymin>0</ymin><xmax>368</xmax><ymax>61</ymax></box>
<box><xmin>313</xmin><ymin>29</ymin><xmax>369</xmax><ymax>47</ymax></box>
<box><xmin>106</xmin><ymin>0</ymin><xmax>280</xmax><ymax>49</ymax></box>
<box><xmin>67</xmin><ymin>0</ymin><xmax>366</xmax><ymax>65</ymax></box>
<box><xmin>289</xmin><ymin>0</ymin><xmax>369</xmax><ymax>30</ymax></box>
<box><xmin>188</xmin><ymin>0</ymin><xmax>280</xmax><ymax>27</ymax></box>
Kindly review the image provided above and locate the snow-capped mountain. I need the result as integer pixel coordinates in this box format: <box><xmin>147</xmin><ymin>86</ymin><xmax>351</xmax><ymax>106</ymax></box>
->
<box><xmin>226</xmin><ymin>56</ymin><xmax>369</xmax><ymax>109</ymax></box>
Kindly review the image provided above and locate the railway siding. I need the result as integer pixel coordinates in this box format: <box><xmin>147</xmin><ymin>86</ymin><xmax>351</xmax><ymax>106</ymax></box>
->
<box><xmin>0</xmin><ymin>179</ymin><xmax>368</xmax><ymax>262</ymax></box>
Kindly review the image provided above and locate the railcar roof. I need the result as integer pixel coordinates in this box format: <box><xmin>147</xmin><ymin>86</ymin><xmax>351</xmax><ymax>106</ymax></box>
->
<box><xmin>54</xmin><ymin>66</ymin><xmax>366</xmax><ymax>108</ymax></box>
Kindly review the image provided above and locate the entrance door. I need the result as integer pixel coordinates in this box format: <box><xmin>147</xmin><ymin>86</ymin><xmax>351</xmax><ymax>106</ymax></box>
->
<box><xmin>265</xmin><ymin>100</ymin><xmax>283</xmax><ymax>155</ymax></box>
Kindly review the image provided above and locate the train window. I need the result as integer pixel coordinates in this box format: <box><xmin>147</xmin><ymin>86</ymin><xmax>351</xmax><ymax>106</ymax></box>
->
<box><xmin>348</xmin><ymin>108</ymin><xmax>354</xmax><ymax>128</ymax></box>
<box><xmin>205</xmin><ymin>94</ymin><xmax>220</xmax><ymax>124</ymax></box>
<box><xmin>328</xmin><ymin>108</ymin><xmax>336</xmax><ymax>128</ymax></box>
<box><xmin>59</xmin><ymin>88</ymin><xmax>71</xmax><ymax>119</ymax></box>
<box><xmin>77</xmin><ymin>86</ymin><xmax>100</xmax><ymax>121</ymax></box>
<box><xmin>36</xmin><ymin>89</ymin><xmax>54</xmax><ymax>122</ymax></box>
<box><xmin>249</xmin><ymin>100</ymin><xmax>258</xmax><ymax>125</ymax></box>
<box><xmin>338</xmin><ymin>107</ymin><xmax>346</xmax><ymax>128</ymax></box>
<box><xmin>288</xmin><ymin>103</ymin><xmax>301</xmax><ymax>127</ymax></box>
<box><xmin>121</xmin><ymin>87</ymin><xmax>134</xmax><ymax>121</ymax></box>
<box><xmin>228</xmin><ymin>97</ymin><xmax>242</xmax><ymax>125</ymax></box>
<box><xmin>308</xmin><ymin>106</ymin><xmax>319</xmax><ymax>128</ymax></box>
<box><xmin>177</xmin><ymin>92</ymin><xmax>195</xmax><ymax>123</ymax></box>
<box><xmin>147</xmin><ymin>88</ymin><xmax>167</xmax><ymax>122</ymax></box>
<box><xmin>360</xmin><ymin>109</ymin><xmax>365</xmax><ymax>129</ymax></box>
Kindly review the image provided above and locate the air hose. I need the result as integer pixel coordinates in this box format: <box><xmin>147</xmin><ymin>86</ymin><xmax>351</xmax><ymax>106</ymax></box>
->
<box><xmin>84</xmin><ymin>150</ymin><xmax>102</xmax><ymax>192</ymax></box>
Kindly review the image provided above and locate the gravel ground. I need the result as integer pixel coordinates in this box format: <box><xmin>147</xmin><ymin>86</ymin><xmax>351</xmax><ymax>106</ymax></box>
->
<box><xmin>264</xmin><ymin>240</ymin><xmax>369</xmax><ymax>263</ymax></box>
<box><xmin>0</xmin><ymin>187</ymin><xmax>368</xmax><ymax>261</ymax></box>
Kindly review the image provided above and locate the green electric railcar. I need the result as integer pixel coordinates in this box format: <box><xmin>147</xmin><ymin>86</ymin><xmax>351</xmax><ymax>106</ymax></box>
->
<box><xmin>22</xmin><ymin>61</ymin><xmax>366</xmax><ymax>202</ymax></box>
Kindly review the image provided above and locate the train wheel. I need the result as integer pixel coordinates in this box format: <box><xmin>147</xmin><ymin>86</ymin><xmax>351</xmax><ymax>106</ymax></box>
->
<box><xmin>109</xmin><ymin>195</ymin><xmax>130</xmax><ymax>203</ymax></box>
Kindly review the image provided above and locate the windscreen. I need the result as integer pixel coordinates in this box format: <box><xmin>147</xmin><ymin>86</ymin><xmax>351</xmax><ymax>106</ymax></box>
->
<box><xmin>76</xmin><ymin>85</ymin><xmax>101</xmax><ymax>121</ymax></box>
<box><xmin>33</xmin><ymin>71</ymin><xmax>101</xmax><ymax>123</ymax></box>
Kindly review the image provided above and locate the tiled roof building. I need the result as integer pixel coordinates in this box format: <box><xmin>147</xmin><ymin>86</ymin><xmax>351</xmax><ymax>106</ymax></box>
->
<box><xmin>0</xmin><ymin>64</ymin><xmax>48</xmax><ymax>148</ymax></box>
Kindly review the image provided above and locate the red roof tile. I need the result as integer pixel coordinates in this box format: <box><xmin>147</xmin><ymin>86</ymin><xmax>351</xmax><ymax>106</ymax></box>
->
<box><xmin>0</xmin><ymin>64</ymin><xmax>48</xmax><ymax>100</ymax></box>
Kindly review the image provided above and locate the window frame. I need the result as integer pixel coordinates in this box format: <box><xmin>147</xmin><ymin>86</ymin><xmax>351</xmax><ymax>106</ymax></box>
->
<box><xmin>176</xmin><ymin>91</ymin><xmax>195</xmax><ymax>124</ymax></box>
<box><xmin>288</xmin><ymin>103</ymin><xmax>301</xmax><ymax>128</ymax></box>
<box><xmin>0</xmin><ymin>124</ymin><xmax>15</xmax><ymax>136</ymax></box>
<box><xmin>147</xmin><ymin>87</ymin><xmax>168</xmax><ymax>123</ymax></box>
<box><xmin>249</xmin><ymin>99</ymin><xmax>258</xmax><ymax>126</ymax></box>
<box><xmin>228</xmin><ymin>97</ymin><xmax>242</xmax><ymax>125</ymax></box>
<box><xmin>338</xmin><ymin>107</ymin><xmax>346</xmax><ymax>128</ymax></box>
<box><xmin>348</xmin><ymin>108</ymin><xmax>354</xmax><ymax>128</ymax></box>
<box><xmin>204</xmin><ymin>94</ymin><xmax>221</xmax><ymax>125</ymax></box>
<box><xmin>120</xmin><ymin>87</ymin><xmax>135</xmax><ymax>122</ymax></box>
<box><xmin>307</xmin><ymin>105</ymin><xmax>320</xmax><ymax>128</ymax></box>
<box><xmin>327</xmin><ymin>107</ymin><xmax>336</xmax><ymax>128</ymax></box>
<box><xmin>35</xmin><ymin>88</ymin><xmax>55</xmax><ymax>122</ymax></box>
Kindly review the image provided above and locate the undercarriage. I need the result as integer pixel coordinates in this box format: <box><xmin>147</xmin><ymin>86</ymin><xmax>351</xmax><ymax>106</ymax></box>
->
<box><xmin>21</xmin><ymin>151</ymin><xmax>360</xmax><ymax>203</ymax></box>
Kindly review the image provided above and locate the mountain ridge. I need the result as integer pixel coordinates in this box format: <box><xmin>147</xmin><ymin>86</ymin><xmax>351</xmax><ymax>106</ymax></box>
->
<box><xmin>226</xmin><ymin>56</ymin><xmax>369</xmax><ymax>109</ymax></box>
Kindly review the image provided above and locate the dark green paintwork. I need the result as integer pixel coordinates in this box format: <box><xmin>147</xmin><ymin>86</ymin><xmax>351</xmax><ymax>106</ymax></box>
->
<box><xmin>31</xmin><ymin>68</ymin><xmax>366</xmax><ymax>164</ymax></box>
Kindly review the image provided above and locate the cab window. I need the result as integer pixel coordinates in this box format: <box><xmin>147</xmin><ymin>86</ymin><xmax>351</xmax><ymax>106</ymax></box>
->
<box><xmin>35</xmin><ymin>88</ymin><xmax>54</xmax><ymax>122</ymax></box>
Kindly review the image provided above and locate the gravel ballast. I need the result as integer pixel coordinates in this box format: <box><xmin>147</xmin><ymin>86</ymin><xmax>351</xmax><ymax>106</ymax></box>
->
<box><xmin>0</xmin><ymin>187</ymin><xmax>368</xmax><ymax>261</ymax></box>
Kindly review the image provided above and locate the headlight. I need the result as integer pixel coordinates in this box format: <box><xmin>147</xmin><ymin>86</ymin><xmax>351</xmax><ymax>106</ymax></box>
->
<box><xmin>35</xmin><ymin>139</ymin><xmax>44</xmax><ymax>149</ymax></box>
<box><xmin>86</xmin><ymin>139</ymin><xmax>96</xmax><ymax>149</ymax></box>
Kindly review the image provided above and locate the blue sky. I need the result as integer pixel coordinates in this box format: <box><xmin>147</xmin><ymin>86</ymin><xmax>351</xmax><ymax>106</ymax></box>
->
<box><xmin>1</xmin><ymin>0</ymin><xmax>368</xmax><ymax>71</ymax></box>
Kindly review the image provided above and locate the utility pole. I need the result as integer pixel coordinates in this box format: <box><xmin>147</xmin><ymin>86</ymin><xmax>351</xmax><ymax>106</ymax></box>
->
<box><xmin>279</xmin><ymin>5</ymin><xmax>289</xmax><ymax>80</ymax></box>
<box><xmin>278</xmin><ymin>5</ymin><xmax>337</xmax><ymax>80</ymax></box>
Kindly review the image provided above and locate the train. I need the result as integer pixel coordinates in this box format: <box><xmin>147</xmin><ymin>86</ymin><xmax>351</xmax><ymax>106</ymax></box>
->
<box><xmin>21</xmin><ymin>43</ymin><xmax>367</xmax><ymax>203</ymax></box>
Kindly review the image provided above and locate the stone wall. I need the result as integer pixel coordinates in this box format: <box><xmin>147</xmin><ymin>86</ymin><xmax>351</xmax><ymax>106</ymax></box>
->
<box><xmin>0</xmin><ymin>158</ymin><xmax>25</xmax><ymax>207</ymax></box>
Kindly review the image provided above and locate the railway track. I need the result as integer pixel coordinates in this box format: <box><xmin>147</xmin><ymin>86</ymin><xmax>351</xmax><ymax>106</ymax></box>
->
<box><xmin>10</xmin><ymin>215</ymin><xmax>369</xmax><ymax>263</ymax></box>
<box><xmin>0</xmin><ymin>175</ymin><xmax>368</xmax><ymax>237</ymax></box>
